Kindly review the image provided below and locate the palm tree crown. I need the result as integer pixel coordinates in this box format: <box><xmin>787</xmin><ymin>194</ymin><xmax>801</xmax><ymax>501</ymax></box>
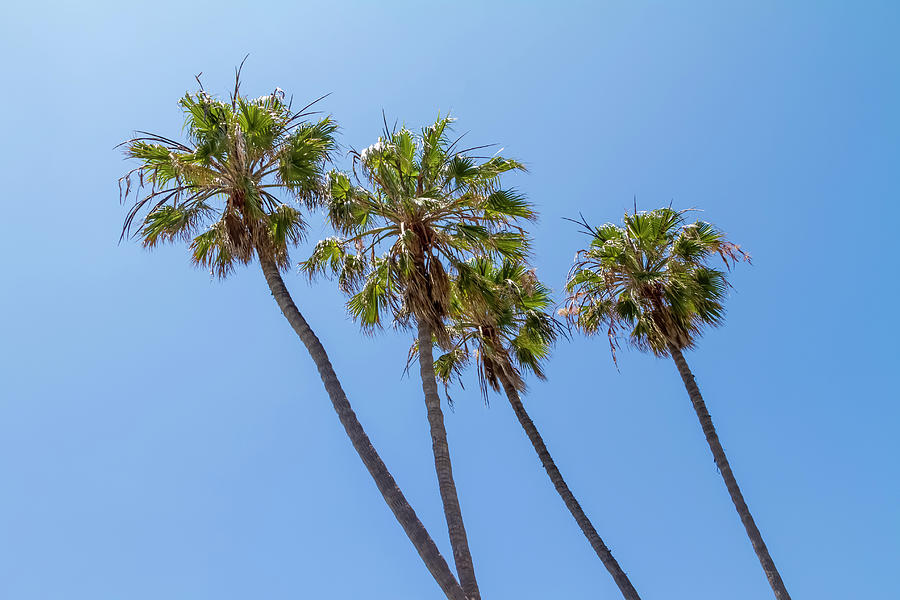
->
<box><xmin>303</xmin><ymin>115</ymin><xmax>534</xmax><ymax>336</ymax></box>
<box><xmin>435</xmin><ymin>257</ymin><xmax>559</xmax><ymax>399</ymax></box>
<box><xmin>561</xmin><ymin>207</ymin><xmax>747</xmax><ymax>358</ymax></box>
<box><xmin>120</xmin><ymin>78</ymin><xmax>337</xmax><ymax>275</ymax></box>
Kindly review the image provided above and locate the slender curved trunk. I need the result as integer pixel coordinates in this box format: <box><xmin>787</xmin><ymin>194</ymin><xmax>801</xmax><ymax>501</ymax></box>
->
<box><xmin>497</xmin><ymin>374</ymin><xmax>642</xmax><ymax>600</ymax></box>
<box><xmin>668</xmin><ymin>344</ymin><xmax>791</xmax><ymax>600</ymax></box>
<box><xmin>258</xmin><ymin>254</ymin><xmax>466</xmax><ymax>600</ymax></box>
<box><xmin>416</xmin><ymin>319</ymin><xmax>481</xmax><ymax>600</ymax></box>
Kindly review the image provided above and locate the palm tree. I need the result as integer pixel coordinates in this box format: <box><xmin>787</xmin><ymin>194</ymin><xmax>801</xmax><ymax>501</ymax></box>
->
<box><xmin>430</xmin><ymin>257</ymin><xmax>643</xmax><ymax>600</ymax></box>
<box><xmin>562</xmin><ymin>207</ymin><xmax>791</xmax><ymax>600</ymax></box>
<box><xmin>304</xmin><ymin>115</ymin><xmax>534</xmax><ymax>600</ymax></box>
<box><xmin>118</xmin><ymin>76</ymin><xmax>467</xmax><ymax>600</ymax></box>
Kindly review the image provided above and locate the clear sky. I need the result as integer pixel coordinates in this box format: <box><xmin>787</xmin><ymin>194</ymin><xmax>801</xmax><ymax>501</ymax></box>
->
<box><xmin>1</xmin><ymin>1</ymin><xmax>898</xmax><ymax>599</ymax></box>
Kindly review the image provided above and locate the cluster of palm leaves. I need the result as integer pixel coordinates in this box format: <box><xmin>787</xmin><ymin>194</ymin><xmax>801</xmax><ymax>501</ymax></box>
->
<box><xmin>119</xmin><ymin>75</ymin><xmax>790</xmax><ymax>600</ymax></box>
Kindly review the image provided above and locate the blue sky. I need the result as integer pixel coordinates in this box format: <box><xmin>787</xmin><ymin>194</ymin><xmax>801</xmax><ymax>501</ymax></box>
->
<box><xmin>1</xmin><ymin>1</ymin><xmax>898</xmax><ymax>598</ymax></box>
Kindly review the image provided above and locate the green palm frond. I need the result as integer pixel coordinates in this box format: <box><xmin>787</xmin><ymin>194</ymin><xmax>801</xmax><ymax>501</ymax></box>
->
<box><xmin>484</xmin><ymin>189</ymin><xmax>535</xmax><ymax>221</ymax></box>
<box><xmin>346</xmin><ymin>257</ymin><xmax>404</xmax><ymax>331</ymax></box>
<box><xmin>190</xmin><ymin>221</ymin><xmax>235</xmax><ymax>278</ymax></box>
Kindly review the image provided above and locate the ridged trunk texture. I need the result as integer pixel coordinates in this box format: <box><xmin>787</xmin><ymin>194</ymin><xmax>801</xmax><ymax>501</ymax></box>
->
<box><xmin>668</xmin><ymin>344</ymin><xmax>791</xmax><ymax>600</ymax></box>
<box><xmin>416</xmin><ymin>320</ymin><xmax>481</xmax><ymax>600</ymax></box>
<box><xmin>259</xmin><ymin>254</ymin><xmax>466</xmax><ymax>600</ymax></box>
<box><xmin>498</xmin><ymin>374</ymin><xmax>642</xmax><ymax>600</ymax></box>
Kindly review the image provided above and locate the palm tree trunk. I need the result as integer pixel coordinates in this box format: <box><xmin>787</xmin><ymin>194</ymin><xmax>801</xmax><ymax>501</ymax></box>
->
<box><xmin>416</xmin><ymin>319</ymin><xmax>481</xmax><ymax>600</ymax></box>
<box><xmin>258</xmin><ymin>254</ymin><xmax>467</xmax><ymax>600</ymax></box>
<box><xmin>497</xmin><ymin>373</ymin><xmax>642</xmax><ymax>600</ymax></box>
<box><xmin>668</xmin><ymin>344</ymin><xmax>791</xmax><ymax>600</ymax></box>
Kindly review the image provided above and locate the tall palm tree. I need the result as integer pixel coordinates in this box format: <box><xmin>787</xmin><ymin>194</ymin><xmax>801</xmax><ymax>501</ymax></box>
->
<box><xmin>441</xmin><ymin>259</ymin><xmax>645</xmax><ymax>598</ymax></box>
<box><xmin>431</xmin><ymin>257</ymin><xmax>643</xmax><ymax>600</ymax></box>
<box><xmin>304</xmin><ymin>115</ymin><xmax>534</xmax><ymax>599</ymax></box>
<box><xmin>118</xmin><ymin>77</ymin><xmax>467</xmax><ymax>600</ymax></box>
<box><xmin>562</xmin><ymin>207</ymin><xmax>791</xmax><ymax>600</ymax></box>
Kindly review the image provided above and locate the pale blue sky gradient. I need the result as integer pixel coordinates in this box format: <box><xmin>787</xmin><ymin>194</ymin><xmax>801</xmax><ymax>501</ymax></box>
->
<box><xmin>1</xmin><ymin>2</ymin><xmax>898</xmax><ymax>599</ymax></box>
